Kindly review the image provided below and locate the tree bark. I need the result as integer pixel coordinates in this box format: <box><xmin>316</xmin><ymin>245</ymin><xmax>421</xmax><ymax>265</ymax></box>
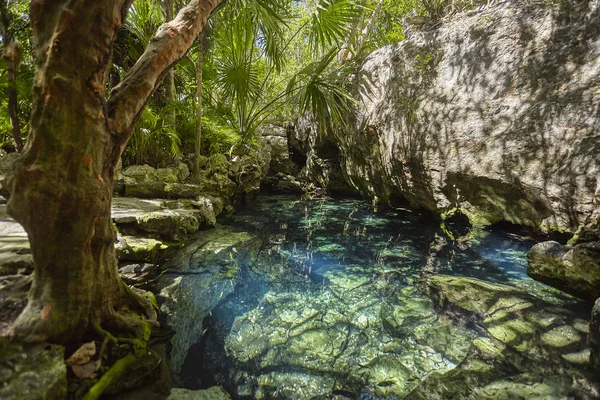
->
<box><xmin>194</xmin><ymin>31</ymin><xmax>204</xmax><ymax>178</ymax></box>
<box><xmin>6</xmin><ymin>0</ymin><xmax>222</xmax><ymax>345</ymax></box>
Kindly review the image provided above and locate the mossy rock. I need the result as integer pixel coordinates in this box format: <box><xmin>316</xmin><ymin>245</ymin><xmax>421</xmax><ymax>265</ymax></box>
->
<box><xmin>116</xmin><ymin>236</ymin><xmax>171</xmax><ymax>263</ymax></box>
<box><xmin>168</xmin><ymin>387</ymin><xmax>231</xmax><ymax>400</ymax></box>
<box><xmin>0</xmin><ymin>340</ymin><xmax>67</xmax><ymax>400</ymax></box>
<box><xmin>527</xmin><ymin>240</ymin><xmax>600</xmax><ymax>302</ymax></box>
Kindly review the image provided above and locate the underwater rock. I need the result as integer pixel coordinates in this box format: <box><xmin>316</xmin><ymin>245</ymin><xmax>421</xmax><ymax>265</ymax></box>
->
<box><xmin>333</xmin><ymin>0</ymin><xmax>600</xmax><ymax>231</ymax></box>
<box><xmin>223</xmin><ymin>280</ymin><xmax>473</xmax><ymax>399</ymax></box>
<box><xmin>0</xmin><ymin>340</ymin><xmax>67</xmax><ymax>400</ymax></box>
<box><xmin>167</xmin><ymin>386</ymin><xmax>231</xmax><ymax>400</ymax></box>
<box><xmin>163</xmin><ymin>225</ymin><xmax>261</xmax><ymax>274</ymax></box>
<box><xmin>154</xmin><ymin>227</ymin><xmax>261</xmax><ymax>374</ymax></box>
<box><xmin>527</xmin><ymin>240</ymin><xmax>600</xmax><ymax>302</ymax></box>
<box><xmin>422</xmin><ymin>274</ymin><xmax>591</xmax><ymax>394</ymax></box>
<box><xmin>156</xmin><ymin>270</ymin><xmax>237</xmax><ymax>375</ymax></box>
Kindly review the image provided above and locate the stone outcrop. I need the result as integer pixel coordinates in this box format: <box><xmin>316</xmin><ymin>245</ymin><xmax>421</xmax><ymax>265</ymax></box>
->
<box><xmin>526</xmin><ymin>240</ymin><xmax>600</xmax><ymax>302</ymax></box>
<box><xmin>116</xmin><ymin>146</ymin><xmax>271</xmax><ymax>206</ymax></box>
<box><xmin>332</xmin><ymin>0</ymin><xmax>600</xmax><ymax>232</ymax></box>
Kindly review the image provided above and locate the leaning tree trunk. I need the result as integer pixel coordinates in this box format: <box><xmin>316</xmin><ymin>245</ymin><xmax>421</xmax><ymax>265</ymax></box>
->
<box><xmin>6</xmin><ymin>0</ymin><xmax>221</xmax><ymax>345</ymax></box>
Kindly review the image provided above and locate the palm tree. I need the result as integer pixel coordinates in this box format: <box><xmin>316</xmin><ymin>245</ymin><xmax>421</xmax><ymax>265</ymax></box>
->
<box><xmin>206</xmin><ymin>0</ymin><xmax>362</xmax><ymax>143</ymax></box>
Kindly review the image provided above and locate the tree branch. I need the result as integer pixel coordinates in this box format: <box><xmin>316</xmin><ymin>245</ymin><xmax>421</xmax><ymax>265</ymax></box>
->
<box><xmin>107</xmin><ymin>0</ymin><xmax>222</xmax><ymax>147</ymax></box>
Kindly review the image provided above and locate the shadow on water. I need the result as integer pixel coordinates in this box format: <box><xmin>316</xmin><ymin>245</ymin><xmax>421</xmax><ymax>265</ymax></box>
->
<box><xmin>179</xmin><ymin>195</ymin><xmax>593</xmax><ymax>399</ymax></box>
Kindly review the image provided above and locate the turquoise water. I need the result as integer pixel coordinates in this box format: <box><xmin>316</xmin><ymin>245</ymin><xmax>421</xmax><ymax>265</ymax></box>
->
<box><xmin>180</xmin><ymin>195</ymin><xmax>592</xmax><ymax>399</ymax></box>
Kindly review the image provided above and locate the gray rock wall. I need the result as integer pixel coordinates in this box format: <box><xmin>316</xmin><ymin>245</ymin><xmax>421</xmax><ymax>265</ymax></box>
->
<box><xmin>336</xmin><ymin>0</ymin><xmax>600</xmax><ymax>231</ymax></box>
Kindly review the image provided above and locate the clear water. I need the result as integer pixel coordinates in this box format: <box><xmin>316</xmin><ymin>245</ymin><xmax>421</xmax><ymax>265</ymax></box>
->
<box><xmin>180</xmin><ymin>195</ymin><xmax>592</xmax><ymax>399</ymax></box>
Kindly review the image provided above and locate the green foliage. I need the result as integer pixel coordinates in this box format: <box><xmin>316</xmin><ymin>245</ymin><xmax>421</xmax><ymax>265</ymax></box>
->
<box><xmin>0</xmin><ymin>0</ymin><xmax>33</xmax><ymax>150</ymax></box>
<box><xmin>1</xmin><ymin>0</ymin><xmax>498</xmax><ymax>167</ymax></box>
<box><xmin>123</xmin><ymin>106</ymin><xmax>182</xmax><ymax>167</ymax></box>
<box><xmin>308</xmin><ymin>0</ymin><xmax>362</xmax><ymax>54</ymax></box>
<box><xmin>287</xmin><ymin>49</ymin><xmax>356</xmax><ymax>131</ymax></box>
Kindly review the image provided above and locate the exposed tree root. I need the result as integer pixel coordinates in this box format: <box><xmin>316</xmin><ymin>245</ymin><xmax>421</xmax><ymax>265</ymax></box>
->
<box><xmin>83</xmin><ymin>313</ymin><xmax>156</xmax><ymax>399</ymax></box>
<box><xmin>82</xmin><ymin>351</ymin><xmax>137</xmax><ymax>400</ymax></box>
<box><xmin>79</xmin><ymin>284</ymin><xmax>160</xmax><ymax>400</ymax></box>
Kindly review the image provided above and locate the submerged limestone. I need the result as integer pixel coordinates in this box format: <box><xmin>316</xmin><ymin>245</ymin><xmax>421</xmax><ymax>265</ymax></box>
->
<box><xmin>177</xmin><ymin>196</ymin><xmax>598</xmax><ymax>399</ymax></box>
<box><xmin>224</xmin><ymin>280</ymin><xmax>472</xmax><ymax>399</ymax></box>
<box><xmin>204</xmin><ymin>269</ymin><xmax>594</xmax><ymax>399</ymax></box>
<box><xmin>409</xmin><ymin>275</ymin><xmax>594</xmax><ymax>399</ymax></box>
<box><xmin>155</xmin><ymin>226</ymin><xmax>262</xmax><ymax>374</ymax></box>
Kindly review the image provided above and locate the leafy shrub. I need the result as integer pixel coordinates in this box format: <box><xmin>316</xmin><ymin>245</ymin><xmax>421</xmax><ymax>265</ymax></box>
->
<box><xmin>123</xmin><ymin>106</ymin><xmax>182</xmax><ymax>167</ymax></box>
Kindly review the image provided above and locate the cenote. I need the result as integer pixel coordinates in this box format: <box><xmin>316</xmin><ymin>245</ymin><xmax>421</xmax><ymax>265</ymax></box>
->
<box><xmin>176</xmin><ymin>195</ymin><xmax>592</xmax><ymax>399</ymax></box>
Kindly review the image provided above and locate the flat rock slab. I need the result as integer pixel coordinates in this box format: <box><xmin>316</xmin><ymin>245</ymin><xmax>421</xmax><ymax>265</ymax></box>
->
<box><xmin>111</xmin><ymin>197</ymin><xmax>164</xmax><ymax>223</ymax></box>
<box><xmin>112</xmin><ymin>196</ymin><xmax>217</xmax><ymax>241</ymax></box>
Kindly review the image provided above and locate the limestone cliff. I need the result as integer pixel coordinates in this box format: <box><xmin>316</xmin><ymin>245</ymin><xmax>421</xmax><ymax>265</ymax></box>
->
<box><xmin>334</xmin><ymin>0</ymin><xmax>600</xmax><ymax>232</ymax></box>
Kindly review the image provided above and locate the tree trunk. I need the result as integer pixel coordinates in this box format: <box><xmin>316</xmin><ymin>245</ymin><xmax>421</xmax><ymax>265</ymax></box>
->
<box><xmin>6</xmin><ymin>0</ymin><xmax>221</xmax><ymax>345</ymax></box>
<box><xmin>194</xmin><ymin>31</ymin><xmax>204</xmax><ymax>178</ymax></box>
<box><xmin>5</xmin><ymin>42</ymin><xmax>23</xmax><ymax>152</ymax></box>
<box><xmin>162</xmin><ymin>0</ymin><xmax>177</xmax><ymax>129</ymax></box>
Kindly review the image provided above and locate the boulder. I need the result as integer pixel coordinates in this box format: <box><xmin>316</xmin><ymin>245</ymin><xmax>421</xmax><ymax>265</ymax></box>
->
<box><xmin>332</xmin><ymin>0</ymin><xmax>600</xmax><ymax>231</ymax></box>
<box><xmin>526</xmin><ymin>241</ymin><xmax>600</xmax><ymax>302</ymax></box>
<box><xmin>135</xmin><ymin>210</ymin><xmax>200</xmax><ymax>241</ymax></box>
<box><xmin>0</xmin><ymin>340</ymin><xmax>67</xmax><ymax>400</ymax></box>
<box><xmin>156</xmin><ymin>168</ymin><xmax>180</xmax><ymax>183</ymax></box>
<box><xmin>122</xmin><ymin>164</ymin><xmax>159</xmax><ymax>182</ymax></box>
